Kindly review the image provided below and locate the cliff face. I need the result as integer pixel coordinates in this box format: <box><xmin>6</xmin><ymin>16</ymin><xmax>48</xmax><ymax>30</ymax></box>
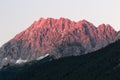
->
<box><xmin>0</xmin><ymin>18</ymin><xmax>117</xmax><ymax>67</ymax></box>
<box><xmin>114</xmin><ymin>31</ymin><xmax>120</xmax><ymax>41</ymax></box>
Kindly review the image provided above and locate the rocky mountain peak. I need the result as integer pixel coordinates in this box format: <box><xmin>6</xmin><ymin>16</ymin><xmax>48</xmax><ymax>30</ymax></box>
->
<box><xmin>97</xmin><ymin>24</ymin><xmax>117</xmax><ymax>40</ymax></box>
<box><xmin>0</xmin><ymin>17</ymin><xmax>118</xmax><ymax>68</ymax></box>
<box><xmin>98</xmin><ymin>24</ymin><xmax>115</xmax><ymax>31</ymax></box>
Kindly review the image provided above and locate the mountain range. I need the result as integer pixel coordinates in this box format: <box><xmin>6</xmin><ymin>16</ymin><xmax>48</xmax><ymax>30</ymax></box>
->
<box><xmin>0</xmin><ymin>17</ymin><xmax>119</xmax><ymax>68</ymax></box>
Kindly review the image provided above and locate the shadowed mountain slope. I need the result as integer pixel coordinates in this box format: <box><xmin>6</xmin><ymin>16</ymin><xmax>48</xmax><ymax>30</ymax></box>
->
<box><xmin>0</xmin><ymin>40</ymin><xmax>120</xmax><ymax>80</ymax></box>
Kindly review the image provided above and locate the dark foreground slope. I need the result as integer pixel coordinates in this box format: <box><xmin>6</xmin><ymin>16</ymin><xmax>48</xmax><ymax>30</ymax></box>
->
<box><xmin>0</xmin><ymin>40</ymin><xmax>120</xmax><ymax>80</ymax></box>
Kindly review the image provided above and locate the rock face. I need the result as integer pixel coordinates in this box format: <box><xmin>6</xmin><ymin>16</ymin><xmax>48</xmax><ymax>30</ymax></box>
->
<box><xmin>114</xmin><ymin>31</ymin><xmax>120</xmax><ymax>41</ymax></box>
<box><xmin>0</xmin><ymin>17</ymin><xmax>117</xmax><ymax>68</ymax></box>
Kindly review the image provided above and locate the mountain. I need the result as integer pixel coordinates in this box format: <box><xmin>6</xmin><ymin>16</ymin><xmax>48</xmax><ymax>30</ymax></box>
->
<box><xmin>114</xmin><ymin>31</ymin><xmax>120</xmax><ymax>41</ymax></box>
<box><xmin>0</xmin><ymin>39</ymin><xmax>120</xmax><ymax>80</ymax></box>
<box><xmin>0</xmin><ymin>18</ymin><xmax>117</xmax><ymax>68</ymax></box>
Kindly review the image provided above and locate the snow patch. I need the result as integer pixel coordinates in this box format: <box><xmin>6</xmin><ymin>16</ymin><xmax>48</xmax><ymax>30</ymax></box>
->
<box><xmin>36</xmin><ymin>54</ymin><xmax>49</xmax><ymax>60</ymax></box>
<box><xmin>16</xmin><ymin>58</ymin><xmax>27</xmax><ymax>64</ymax></box>
<box><xmin>4</xmin><ymin>57</ymin><xmax>8</xmax><ymax>60</ymax></box>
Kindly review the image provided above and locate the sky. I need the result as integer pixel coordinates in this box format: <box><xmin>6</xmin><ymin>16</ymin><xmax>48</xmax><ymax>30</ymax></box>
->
<box><xmin>0</xmin><ymin>0</ymin><xmax>120</xmax><ymax>46</ymax></box>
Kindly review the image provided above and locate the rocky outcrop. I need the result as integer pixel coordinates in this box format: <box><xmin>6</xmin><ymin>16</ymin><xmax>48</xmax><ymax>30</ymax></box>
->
<box><xmin>0</xmin><ymin>17</ymin><xmax>117</xmax><ymax>68</ymax></box>
<box><xmin>114</xmin><ymin>31</ymin><xmax>120</xmax><ymax>41</ymax></box>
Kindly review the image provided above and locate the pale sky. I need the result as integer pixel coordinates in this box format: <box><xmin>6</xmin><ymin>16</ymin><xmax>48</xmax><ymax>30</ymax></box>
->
<box><xmin>0</xmin><ymin>0</ymin><xmax>120</xmax><ymax>46</ymax></box>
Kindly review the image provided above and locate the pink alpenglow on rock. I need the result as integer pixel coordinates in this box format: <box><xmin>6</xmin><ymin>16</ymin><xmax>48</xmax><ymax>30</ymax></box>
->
<box><xmin>0</xmin><ymin>17</ymin><xmax>118</xmax><ymax>68</ymax></box>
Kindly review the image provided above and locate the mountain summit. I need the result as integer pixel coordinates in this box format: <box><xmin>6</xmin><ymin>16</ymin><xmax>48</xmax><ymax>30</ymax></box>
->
<box><xmin>0</xmin><ymin>18</ymin><xmax>117</xmax><ymax>68</ymax></box>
